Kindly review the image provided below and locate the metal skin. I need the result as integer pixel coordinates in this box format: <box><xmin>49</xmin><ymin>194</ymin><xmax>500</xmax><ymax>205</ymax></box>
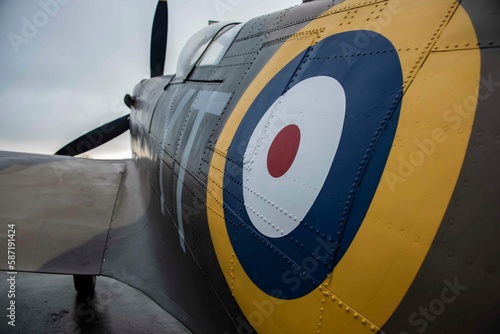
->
<box><xmin>0</xmin><ymin>0</ymin><xmax>499</xmax><ymax>333</ymax></box>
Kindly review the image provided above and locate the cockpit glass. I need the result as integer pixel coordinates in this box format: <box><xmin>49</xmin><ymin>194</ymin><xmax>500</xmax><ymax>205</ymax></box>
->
<box><xmin>175</xmin><ymin>22</ymin><xmax>240</xmax><ymax>80</ymax></box>
<box><xmin>198</xmin><ymin>23</ymin><xmax>243</xmax><ymax>66</ymax></box>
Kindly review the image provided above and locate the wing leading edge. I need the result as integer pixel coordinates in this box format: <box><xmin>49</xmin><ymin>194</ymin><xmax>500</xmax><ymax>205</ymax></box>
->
<box><xmin>0</xmin><ymin>151</ymin><xmax>126</xmax><ymax>275</ymax></box>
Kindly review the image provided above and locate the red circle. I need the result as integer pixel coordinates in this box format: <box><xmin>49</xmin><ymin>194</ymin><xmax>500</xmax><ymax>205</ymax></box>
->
<box><xmin>267</xmin><ymin>124</ymin><xmax>301</xmax><ymax>178</ymax></box>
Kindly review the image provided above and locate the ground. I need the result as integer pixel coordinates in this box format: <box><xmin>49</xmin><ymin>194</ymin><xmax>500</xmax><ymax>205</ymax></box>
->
<box><xmin>0</xmin><ymin>272</ymin><xmax>190</xmax><ymax>334</ymax></box>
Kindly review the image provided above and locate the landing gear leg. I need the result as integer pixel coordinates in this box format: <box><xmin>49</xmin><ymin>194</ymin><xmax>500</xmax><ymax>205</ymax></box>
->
<box><xmin>73</xmin><ymin>275</ymin><xmax>96</xmax><ymax>295</ymax></box>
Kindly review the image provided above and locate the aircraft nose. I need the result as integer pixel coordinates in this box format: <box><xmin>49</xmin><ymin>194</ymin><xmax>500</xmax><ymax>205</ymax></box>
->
<box><xmin>124</xmin><ymin>94</ymin><xmax>136</xmax><ymax>109</ymax></box>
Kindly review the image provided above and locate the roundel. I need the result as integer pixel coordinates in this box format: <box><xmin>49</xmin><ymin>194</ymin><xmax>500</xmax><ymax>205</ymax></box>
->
<box><xmin>243</xmin><ymin>76</ymin><xmax>346</xmax><ymax>238</ymax></box>
<box><xmin>219</xmin><ymin>31</ymin><xmax>403</xmax><ymax>299</ymax></box>
<box><xmin>207</xmin><ymin>2</ymin><xmax>481</xmax><ymax>332</ymax></box>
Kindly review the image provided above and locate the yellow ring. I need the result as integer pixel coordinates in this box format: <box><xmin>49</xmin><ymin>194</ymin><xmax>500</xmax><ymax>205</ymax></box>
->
<box><xmin>207</xmin><ymin>0</ymin><xmax>480</xmax><ymax>332</ymax></box>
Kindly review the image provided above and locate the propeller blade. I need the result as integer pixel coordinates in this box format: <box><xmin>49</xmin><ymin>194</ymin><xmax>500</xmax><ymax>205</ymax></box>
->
<box><xmin>55</xmin><ymin>114</ymin><xmax>130</xmax><ymax>157</ymax></box>
<box><xmin>150</xmin><ymin>0</ymin><xmax>169</xmax><ymax>77</ymax></box>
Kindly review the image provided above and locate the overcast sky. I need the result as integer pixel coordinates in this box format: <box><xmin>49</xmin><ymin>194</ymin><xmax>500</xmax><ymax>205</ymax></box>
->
<box><xmin>0</xmin><ymin>0</ymin><xmax>300</xmax><ymax>159</ymax></box>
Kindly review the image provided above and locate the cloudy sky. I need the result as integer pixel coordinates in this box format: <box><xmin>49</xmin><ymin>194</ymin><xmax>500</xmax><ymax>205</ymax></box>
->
<box><xmin>0</xmin><ymin>0</ymin><xmax>300</xmax><ymax>159</ymax></box>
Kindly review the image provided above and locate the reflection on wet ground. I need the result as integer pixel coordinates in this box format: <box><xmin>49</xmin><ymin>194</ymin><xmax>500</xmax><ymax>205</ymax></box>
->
<box><xmin>0</xmin><ymin>272</ymin><xmax>190</xmax><ymax>333</ymax></box>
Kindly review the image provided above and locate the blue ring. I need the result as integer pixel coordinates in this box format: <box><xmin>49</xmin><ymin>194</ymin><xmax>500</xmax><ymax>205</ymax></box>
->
<box><xmin>223</xmin><ymin>31</ymin><xmax>403</xmax><ymax>299</ymax></box>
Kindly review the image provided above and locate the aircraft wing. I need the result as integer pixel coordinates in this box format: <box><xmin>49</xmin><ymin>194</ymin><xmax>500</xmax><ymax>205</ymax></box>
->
<box><xmin>0</xmin><ymin>150</ymin><xmax>126</xmax><ymax>275</ymax></box>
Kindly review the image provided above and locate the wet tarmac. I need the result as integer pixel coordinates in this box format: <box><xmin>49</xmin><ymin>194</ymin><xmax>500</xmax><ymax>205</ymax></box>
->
<box><xmin>0</xmin><ymin>272</ymin><xmax>190</xmax><ymax>334</ymax></box>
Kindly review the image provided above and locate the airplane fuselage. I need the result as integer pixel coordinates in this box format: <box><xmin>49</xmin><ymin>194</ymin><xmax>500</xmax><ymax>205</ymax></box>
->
<box><xmin>109</xmin><ymin>0</ymin><xmax>500</xmax><ymax>333</ymax></box>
